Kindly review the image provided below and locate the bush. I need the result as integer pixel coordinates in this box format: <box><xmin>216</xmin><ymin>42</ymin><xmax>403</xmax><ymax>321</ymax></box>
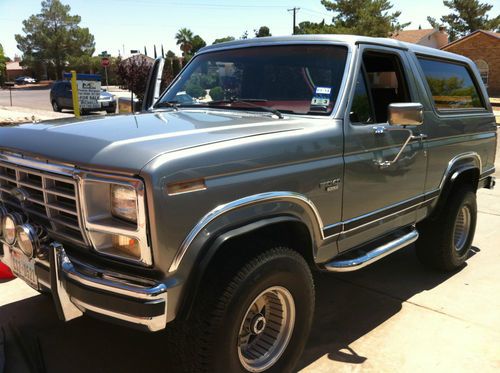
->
<box><xmin>186</xmin><ymin>82</ymin><xmax>205</xmax><ymax>99</ymax></box>
<box><xmin>209</xmin><ymin>86</ymin><xmax>224</xmax><ymax>101</ymax></box>
<box><xmin>117</xmin><ymin>55</ymin><xmax>153</xmax><ymax>102</ymax></box>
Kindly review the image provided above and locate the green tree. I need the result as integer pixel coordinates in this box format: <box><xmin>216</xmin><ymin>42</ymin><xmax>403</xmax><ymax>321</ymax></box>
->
<box><xmin>66</xmin><ymin>55</ymin><xmax>100</xmax><ymax>74</ymax></box>
<box><xmin>213</xmin><ymin>36</ymin><xmax>235</xmax><ymax>44</ymax></box>
<box><xmin>296</xmin><ymin>0</ymin><xmax>410</xmax><ymax>36</ymax></box>
<box><xmin>0</xmin><ymin>43</ymin><xmax>7</xmax><ymax>85</ymax></box>
<box><xmin>426</xmin><ymin>16</ymin><xmax>441</xmax><ymax>29</ymax></box>
<box><xmin>15</xmin><ymin>0</ymin><xmax>95</xmax><ymax>80</ymax></box>
<box><xmin>191</xmin><ymin>35</ymin><xmax>207</xmax><ymax>54</ymax></box>
<box><xmin>254</xmin><ymin>26</ymin><xmax>272</xmax><ymax>37</ymax></box>
<box><xmin>175</xmin><ymin>28</ymin><xmax>194</xmax><ymax>57</ymax></box>
<box><xmin>295</xmin><ymin>20</ymin><xmax>337</xmax><ymax>34</ymax></box>
<box><xmin>433</xmin><ymin>0</ymin><xmax>500</xmax><ymax>41</ymax></box>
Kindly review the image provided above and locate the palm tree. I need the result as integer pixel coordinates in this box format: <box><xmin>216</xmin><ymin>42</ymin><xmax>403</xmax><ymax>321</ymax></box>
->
<box><xmin>175</xmin><ymin>28</ymin><xmax>194</xmax><ymax>58</ymax></box>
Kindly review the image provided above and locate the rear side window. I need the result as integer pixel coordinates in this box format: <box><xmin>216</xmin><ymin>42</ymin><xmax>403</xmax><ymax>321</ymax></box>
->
<box><xmin>417</xmin><ymin>57</ymin><xmax>485</xmax><ymax>110</ymax></box>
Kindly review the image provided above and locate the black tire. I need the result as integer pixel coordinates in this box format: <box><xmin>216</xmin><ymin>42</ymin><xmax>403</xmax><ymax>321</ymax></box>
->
<box><xmin>51</xmin><ymin>100</ymin><xmax>61</xmax><ymax>112</ymax></box>
<box><xmin>191</xmin><ymin>246</ymin><xmax>314</xmax><ymax>373</ymax></box>
<box><xmin>106</xmin><ymin>108</ymin><xmax>115</xmax><ymax>114</ymax></box>
<box><xmin>416</xmin><ymin>185</ymin><xmax>477</xmax><ymax>271</ymax></box>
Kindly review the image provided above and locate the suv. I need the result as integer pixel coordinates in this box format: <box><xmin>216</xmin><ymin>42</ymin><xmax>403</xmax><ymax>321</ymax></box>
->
<box><xmin>50</xmin><ymin>80</ymin><xmax>116</xmax><ymax>114</ymax></box>
<box><xmin>0</xmin><ymin>35</ymin><xmax>497</xmax><ymax>372</ymax></box>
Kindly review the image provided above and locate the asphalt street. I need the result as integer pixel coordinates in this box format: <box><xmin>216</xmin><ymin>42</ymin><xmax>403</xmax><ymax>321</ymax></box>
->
<box><xmin>0</xmin><ymin>133</ymin><xmax>499</xmax><ymax>372</ymax></box>
<box><xmin>0</xmin><ymin>88</ymin><xmax>52</xmax><ymax>112</ymax></box>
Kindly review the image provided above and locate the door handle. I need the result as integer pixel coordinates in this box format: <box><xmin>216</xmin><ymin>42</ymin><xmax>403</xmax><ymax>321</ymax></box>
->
<box><xmin>373</xmin><ymin>126</ymin><xmax>386</xmax><ymax>135</ymax></box>
<box><xmin>410</xmin><ymin>133</ymin><xmax>428</xmax><ymax>141</ymax></box>
<box><xmin>374</xmin><ymin>128</ymin><xmax>422</xmax><ymax>169</ymax></box>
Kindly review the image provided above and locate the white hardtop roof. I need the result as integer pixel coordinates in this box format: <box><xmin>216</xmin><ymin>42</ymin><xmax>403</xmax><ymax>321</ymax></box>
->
<box><xmin>200</xmin><ymin>34</ymin><xmax>471</xmax><ymax>65</ymax></box>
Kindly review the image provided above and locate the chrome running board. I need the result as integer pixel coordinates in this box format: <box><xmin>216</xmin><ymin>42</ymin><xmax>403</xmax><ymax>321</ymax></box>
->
<box><xmin>324</xmin><ymin>228</ymin><xmax>419</xmax><ymax>272</ymax></box>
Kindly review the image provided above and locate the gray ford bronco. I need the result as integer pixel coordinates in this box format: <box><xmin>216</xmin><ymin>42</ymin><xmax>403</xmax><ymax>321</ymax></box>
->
<box><xmin>0</xmin><ymin>35</ymin><xmax>497</xmax><ymax>372</ymax></box>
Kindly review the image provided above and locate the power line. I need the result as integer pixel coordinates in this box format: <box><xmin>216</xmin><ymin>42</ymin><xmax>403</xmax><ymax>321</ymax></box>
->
<box><xmin>301</xmin><ymin>7</ymin><xmax>333</xmax><ymax>19</ymax></box>
<box><xmin>287</xmin><ymin>7</ymin><xmax>300</xmax><ymax>35</ymax></box>
<box><xmin>100</xmin><ymin>0</ymin><xmax>290</xmax><ymax>9</ymax></box>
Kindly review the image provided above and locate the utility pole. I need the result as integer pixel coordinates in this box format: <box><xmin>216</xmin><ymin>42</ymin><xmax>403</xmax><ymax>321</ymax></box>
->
<box><xmin>288</xmin><ymin>7</ymin><xmax>300</xmax><ymax>35</ymax></box>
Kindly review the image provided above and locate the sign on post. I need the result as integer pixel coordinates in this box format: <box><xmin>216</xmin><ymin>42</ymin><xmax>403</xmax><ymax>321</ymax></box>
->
<box><xmin>64</xmin><ymin>72</ymin><xmax>101</xmax><ymax>118</ymax></box>
<box><xmin>77</xmin><ymin>80</ymin><xmax>101</xmax><ymax>110</ymax></box>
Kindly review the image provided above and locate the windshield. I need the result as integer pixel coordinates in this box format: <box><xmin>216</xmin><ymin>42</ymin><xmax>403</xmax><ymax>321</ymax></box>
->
<box><xmin>158</xmin><ymin>45</ymin><xmax>348</xmax><ymax>116</ymax></box>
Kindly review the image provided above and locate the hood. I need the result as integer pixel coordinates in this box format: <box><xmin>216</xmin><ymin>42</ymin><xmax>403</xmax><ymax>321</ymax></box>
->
<box><xmin>0</xmin><ymin>110</ymin><xmax>304</xmax><ymax>173</ymax></box>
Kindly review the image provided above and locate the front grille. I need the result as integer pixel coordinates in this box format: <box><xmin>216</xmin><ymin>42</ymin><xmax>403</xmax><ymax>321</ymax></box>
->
<box><xmin>0</xmin><ymin>161</ymin><xmax>87</xmax><ymax>247</ymax></box>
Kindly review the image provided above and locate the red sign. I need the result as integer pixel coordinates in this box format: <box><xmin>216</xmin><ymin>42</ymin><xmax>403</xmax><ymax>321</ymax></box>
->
<box><xmin>0</xmin><ymin>262</ymin><xmax>13</xmax><ymax>279</ymax></box>
<box><xmin>101</xmin><ymin>57</ymin><xmax>110</xmax><ymax>67</ymax></box>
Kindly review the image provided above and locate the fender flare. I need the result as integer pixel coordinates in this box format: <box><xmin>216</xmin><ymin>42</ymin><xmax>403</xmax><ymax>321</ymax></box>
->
<box><xmin>165</xmin><ymin>192</ymin><xmax>326</xmax><ymax>321</ymax></box>
<box><xmin>432</xmin><ymin>153</ymin><xmax>481</xmax><ymax>218</ymax></box>
<box><xmin>176</xmin><ymin>215</ymin><xmax>311</xmax><ymax>319</ymax></box>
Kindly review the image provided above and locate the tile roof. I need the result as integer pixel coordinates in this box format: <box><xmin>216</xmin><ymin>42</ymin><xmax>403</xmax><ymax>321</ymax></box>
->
<box><xmin>442</xmin><ymin>29</ymin><xmax>500</xmax><ymax>49</ymax></box>
<box><xmin>390</xmin><ymin>29</ymin><xmax>436</xmax><ymax>43</ymax></box>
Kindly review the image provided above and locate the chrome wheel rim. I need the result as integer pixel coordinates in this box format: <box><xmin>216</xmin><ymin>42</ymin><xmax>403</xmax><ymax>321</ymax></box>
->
<box><xmin>453</xmin><ymin>206</ymin><xmax>471</xmax><ymax>252</ymax></box>
<box><xmin>52</xmin><ymin>101</ymin><xmax>58</xmax><ymax>111</ymax></box>
<box><xmin>237</xmin><ymin>286</ymin><xmax>295</xmax><ymax>372</ymax></box>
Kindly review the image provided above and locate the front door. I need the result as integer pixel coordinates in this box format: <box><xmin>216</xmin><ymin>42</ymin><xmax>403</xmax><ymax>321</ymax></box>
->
<box><xmin>339</xmin><ymin>45</ymin><xmax>427</xmax><ymax>252</ymax></box>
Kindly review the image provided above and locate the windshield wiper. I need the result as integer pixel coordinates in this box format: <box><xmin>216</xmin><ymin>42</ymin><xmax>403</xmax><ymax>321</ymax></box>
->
<box><xmin>155</xmin><ymin>101</ymin><xmax>179</xmax><ymax>110</ymax></box>
<box><xmin>207</xmin><ymin>97</ymin><xmax>284</xmax><ymax>119</ymax></box>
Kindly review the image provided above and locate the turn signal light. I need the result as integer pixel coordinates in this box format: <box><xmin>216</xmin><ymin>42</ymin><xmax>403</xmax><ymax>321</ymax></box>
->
<box><xmin>112</xmin><ymin>235</ymin><xmax>140</xmax><ymax>259</ymax></box>
<box><xmin>167</xmin><ymin>179</ymin><xmax>206</xmax><ymax>196</ymax></box>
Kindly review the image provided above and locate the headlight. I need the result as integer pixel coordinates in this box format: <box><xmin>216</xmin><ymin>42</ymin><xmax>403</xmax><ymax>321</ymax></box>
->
<box><xmin>81</xmin><ymin>174</ymin><xmax>151</xmax><ymax>266</ymax></box>
<box><xmin>2</xmin><ymin>212</ymin><xmax>24</xmax><ymax>245</ymax></box>
<box><xmin>111</xmin><ymin>184</ymin><xmax>138</xmax><ymax>223</ymax></box>
<box><xmin>16</xmin><ymin>224</ymin><xmax>39</xmax><ymax>258</ymax></box>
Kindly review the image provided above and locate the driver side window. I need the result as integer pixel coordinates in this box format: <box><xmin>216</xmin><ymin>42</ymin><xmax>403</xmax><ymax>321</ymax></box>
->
<box><xmin>351</xmin><ymin>50</ymin><xmax>411</xmax><ymax>125</ymax></box>
<box><xmin>350</xmin><ymin>71</ymin><xmax>373</xmax><ymax>124</ymax></box>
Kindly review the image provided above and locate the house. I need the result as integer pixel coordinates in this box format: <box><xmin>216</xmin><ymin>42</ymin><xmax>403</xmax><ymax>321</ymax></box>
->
<box><xmin>441</xmin><ymin>30</ymin><xmax>500</xmax><ymax>97</ymax></box>
<box><xmin>5</xmin><ymin>57</ymin><xmax>30</xmax><ymax>81</ymax></box>
<box><xmin>390</xmin><ymin>27</ymin><xmax>449</xmax><ymax>49</ymax></box>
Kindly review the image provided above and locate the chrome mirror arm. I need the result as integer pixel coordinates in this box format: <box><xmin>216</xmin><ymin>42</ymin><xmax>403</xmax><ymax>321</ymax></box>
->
<box><xmin>373</xmin><ymin>127</ymin><xmax>427</xmax><ymax>169</ymax></box>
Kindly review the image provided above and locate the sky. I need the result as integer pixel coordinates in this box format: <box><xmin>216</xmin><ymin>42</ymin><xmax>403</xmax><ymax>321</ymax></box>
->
<box><xmin>0</xmin><ymin>0</ymin><xmax>499</xmax><ymax>59</ymax></box>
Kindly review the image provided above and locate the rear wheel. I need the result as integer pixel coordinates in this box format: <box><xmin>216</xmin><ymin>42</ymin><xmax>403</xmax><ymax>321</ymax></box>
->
<box><xmin>191</xmin><ymin>246</ymin><xmax>314</xmax><ymax>372</ymax></box>
<box><xmin>416</xmin><ymin>185</ymin><xmax>477</xmax><ymax>271</ymax></box>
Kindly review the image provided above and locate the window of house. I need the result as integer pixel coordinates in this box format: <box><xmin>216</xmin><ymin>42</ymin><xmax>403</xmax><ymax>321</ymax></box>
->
<box><xmin>474</xmin><ymin>59</ymin><xmax>489</xmax><ymax>88</ymax></box>
<box><xmin>418</xmin><ymin>57</ymin><xmax>485</xmax><ymax>110</ymax></box>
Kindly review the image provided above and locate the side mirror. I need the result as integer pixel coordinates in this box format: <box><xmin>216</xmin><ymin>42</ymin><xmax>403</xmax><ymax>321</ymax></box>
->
<box><xmin>142</xmin><ymin>57</ymin><xmax>165</xmax><ymax>111</ymax></box>
<box><xmin>388</xmin><ymin>103</ymin><xmax>423</xmax><ymax>126</ymax></box>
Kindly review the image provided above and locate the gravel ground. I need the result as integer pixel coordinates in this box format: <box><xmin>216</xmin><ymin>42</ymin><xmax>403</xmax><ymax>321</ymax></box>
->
<box><xmin>0</xmin><ymin>105</ymin><xmax>73</xmax><ymax>125</ymax></box>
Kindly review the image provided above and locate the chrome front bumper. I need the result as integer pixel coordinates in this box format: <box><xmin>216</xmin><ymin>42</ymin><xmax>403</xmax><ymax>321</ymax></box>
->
<box><xmin>1</xmin><ymin>242</ymin><xmax>168</xmax><ymax>332</ymax></box>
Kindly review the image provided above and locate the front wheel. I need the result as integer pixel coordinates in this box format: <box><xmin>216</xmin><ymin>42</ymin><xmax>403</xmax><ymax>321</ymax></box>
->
<box><xmin>416</xmin><ymin>185</ymin><xmax>477</xmax><ymax>271</ymax></box>
<box><xmin>52</xmin><ymin>100</ymin><xmax>61</xmax><ymax>112</ymax></box>
<box><xmin>193</xmin><ymin>247</ymin><xmax>314</xmax><ymax>372</ymax></box>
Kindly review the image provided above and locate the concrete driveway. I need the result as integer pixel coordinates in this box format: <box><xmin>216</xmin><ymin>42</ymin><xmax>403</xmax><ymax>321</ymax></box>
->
<box><xmin>1</xmin><ymin>142</ymin><xmax>499</xmax><ymax>372</ymax></box>
<box><xmin>0</xmin><ymin>88</ymin><xmax>52</xmax><ymax>112</ymax></box>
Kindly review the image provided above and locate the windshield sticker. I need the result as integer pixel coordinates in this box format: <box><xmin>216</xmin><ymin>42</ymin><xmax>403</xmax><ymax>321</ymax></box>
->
<box><xmin>311</xmin><ymin>97</ymin><xmax>330</xmax><ymax>106</ymax></box>
<box><xmin>311</xmin><ymin>86</ymin><xmax>332</xmax><ymax>111</ymax></box>
<box><xmin>315</xmin><ymin>87</ymin><xmax>332</xmax><ymax>95</ymax></box>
